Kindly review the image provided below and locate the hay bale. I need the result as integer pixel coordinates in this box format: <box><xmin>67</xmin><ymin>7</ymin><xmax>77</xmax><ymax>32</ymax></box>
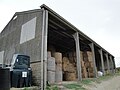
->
<box><xmin>88</xmin><ymin>67</ymin><xmax>94</xmax><ymax>72</ymax></box>
<box><xmin>64</xmin><ymin>72</ymin><xmax>77</xmax><ymax>81</ymax></box>
<box><xmin>89</xmin><ymin>61</ymin><xmax>94</xmax><ymax>67</ymax></box>
<box><xmin>63</xmin><ymin>63</ymin><xmax>76</xmax><ymax>73</ymax></box>
<box><xmin>54</xmin><ymin>52</ymin><xmax>62</xmax><ymax>64</ymax></box>
<box><xmin>82</xmin><ymin>67</ymin><xmax>88</xmax><ymax>78</ymax></box>
<box><xmin>62</xmin><ymin>57</ymin><xmax>70</xmax><ymax>71</ymax></box>
<box><xmin>47</xmin><ymin>51</ymin><xmax>51</xmax><ymax>58</ymax></box>
<box><xmin>88</xmin><ymin>72</ymin><xmax>94</xmax><ymax>78</ymax></box>
<box><xmin>62</xmin><ymin>57</ymin><xmax>76</xmax><ymax>72</ymax></box>
<box><xmin>67</xmin><ymin>63</ymin><xmax>76</xmax><ymax>73</ymax></box>
<box><xmin>81</xmin><ymin>61</ymin><xmax>85</xmax><ymax>67</ymax></box>
<box><xmin>47</xmin><ymin>57</ymin><xmax>55</xmax><ymax>71</ymax></box>
<box><xmin>48</xmin><ymin>46</ymin><xmax>56</xmax><ymax>57</ymax></box>
<box><xmin>84</xmin><ymin>61</ymin><xmax>90</xmax><ymax>68</ymax></box>
<box><xmin>55</xmin><ymin>63</ymin><xmax>62</xmax><ymax>82</ymax></box>
<box><xmin>87</xmin><ymin>51</ymin><xmax>93</xmax><ymax>62</ymax></box>
<box><xmin>63</xmin><ymin>57</ymin><xmax>69</xmax><ymax>64</ymax></box>
<box><xmin>56</xmin><ymin>63</ymin><xmax>62</xmax><ymax>71</ymax></box>
<box><xmin>55</xmin><ymin>69</ymin><xmax>62</xmax><ymax>82</ymax></box>
<box><xmin>80</xmin><ymin>51</ymin><xmax>83</xmax><ymax>61</ymax></box>
<box><xmin>47</xmin><ymin>71</ymin><xmax>55</xmax><ymax>84</ymax></box>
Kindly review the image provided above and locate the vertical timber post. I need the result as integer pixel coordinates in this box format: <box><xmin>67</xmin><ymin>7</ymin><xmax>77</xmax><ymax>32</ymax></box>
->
<box><xmin>98</xmin><ymin>49</ymin><xmax>105</xmax><ymax>75</ymax></box>
<box><xmin>105</xmin><ymin>53</ymin><xmax>110</xmax><ymax>74</ymax></box>
<box><xmin>89</xmin><ymin>43</ymin><xmax>97</xmax><ymax>78</ymax></box>
<box><xmin>113</xmin><ymin>57</ymin><xmax>116</xmax><ymax>73</ymax></box>
<box><xmin>40</xmin><ymin>9</ymin><xmax>45</xmax><ymax>90</ymax></box>
<box><xmin>43</xmin><ymin>10</ymin><xmax>48</xmax><ymax>90</ymax></box>
<box><xmin>41</xmin><ymin>8</ymin><xmax>48</xmax><ymax>90</ymax></box>
<box><xmin>73</xmin><ymin>32</ymin><xmax>82</xmax><ymax>81</ymax></box>
<box><xmin>110</xmin><ymin>56</ymin><xmax>114</xmax><ymax>74</ymax></box>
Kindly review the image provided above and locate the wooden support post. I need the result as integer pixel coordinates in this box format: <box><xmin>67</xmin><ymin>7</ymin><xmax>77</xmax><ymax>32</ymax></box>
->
<box><xmin>89</xmin><ymin>43</ymin><xmax>97</xmax><ymax>78</ymax></box>
<box><xmin>113</xmin><ymin>58</ymin><xmax>116</xmax><ymax>73</ymax></box>
<box><xmin>43</xmin><ymin>10</ymin><xmax>48</xmax><ymax>90</ymax></box>
<box><xmin>41</xmin><ymin>9</ymin><xmax>48</xmax><ymax>90</ymax></box>
<box><xmin>73</xmin><ymin>32</ymin><xmax>82</xmax><ymax>81</ymax></box>
<box><xmin>110</xmin><ymin>56</ymin><xmax>114</xmax><ymax>74</ymax></box>
<box><xmin>105</xmin><ymin>53</ymin><xmax>110</xmax><ymax>74</ymax></box>
<box><xmin>98</xmin><ymin>49</ymin><xmax>105</xmax><ymax>75</ymax></box>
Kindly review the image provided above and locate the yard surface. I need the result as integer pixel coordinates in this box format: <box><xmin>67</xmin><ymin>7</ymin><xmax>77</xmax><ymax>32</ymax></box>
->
<box><xmin>57</xmin><ymin>72</ymin><xmax>120</xmax><ymax>90</ymax></box>
<box><xmin>85</xmin><ymin>75</ymin><xmax>120</xmax><ymax>90</ymax></box>
<box><xmin>11</xmin><ymin>72</ymin><xmax>120</xmax><ymax>90</ymax></box>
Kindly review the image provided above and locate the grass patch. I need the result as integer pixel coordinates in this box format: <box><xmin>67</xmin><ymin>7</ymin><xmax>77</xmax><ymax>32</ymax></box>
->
<box><xmin>115</xmin><ymin>71</ymin><xmax>120</xmax><ymax>76</ymax></box>
<box><xmin>90</xmin><ymin>74</ymin><xmax>114</xmax><ymax>84</ymax></box>
<box><xmin>81</xmin><ymin>79</ymin><xmax>93</xmax><ymax>85</ymax></box>
<box><xmin>63</xmin><ymin>83</ymin><xmax>86</xmax><ymax>90</ymax></box>
<box><xmin>98</xmin><ymin>74</ymin><xmax>112</xmax><ymax>81</ymax></box>
<box><xmin>46</xmin><ymin>73</ymin><xmax>118</xmax><ymax>90</ymax></box>
<box><xmin>46</xmin><ymin>85</ymin><xmax>59</xmax><ymax>90</ymax></box>
<box><xmin>23</xmin><ymin>87</ymin><xmax>29</xmax><ymax>90</ymax></box>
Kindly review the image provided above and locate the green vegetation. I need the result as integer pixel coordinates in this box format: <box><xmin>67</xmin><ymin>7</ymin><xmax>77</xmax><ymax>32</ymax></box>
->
<box><xmin>23</xmin><ymin>87</ymin><xmax>29</xmax><ymax>90</ymax></box>
<box><xmin>10</xmin><ymin>72</ymin><xmax>120</xmax><ymax>90</ymax></box>
<box><xmin>115</xmin><ymin>70</ymin><xmax>120</xmax><ymax>76</ymax></box>
<box><xmin>46</xmin><ymin>85</ymin><xmax>59</xmax><ymax>90</ymax></box>
<box><xmin>63</xmin><ymin>83</ymin><xmax>85</xmax><ymax>90</ymax></box>
<box><xmin>98</xmin><ymin>75</ymin><xmax>112</xmax><ymax>81</ymax></box>
<box><xmin>46</xmin><ymin>72</ymin><xmax>120</xmax><ymax>90</ymax></box>
<box><xmin>81</xmin><ymin>79</ymin><xmax>93</xmax><ymax>85</ymax></box>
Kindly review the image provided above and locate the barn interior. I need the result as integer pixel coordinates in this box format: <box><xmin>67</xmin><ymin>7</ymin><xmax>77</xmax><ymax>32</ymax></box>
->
<box><xmin>47</xmin><ymin>11</ymin><xmax>98</xmax><ymax>83</ymax></box>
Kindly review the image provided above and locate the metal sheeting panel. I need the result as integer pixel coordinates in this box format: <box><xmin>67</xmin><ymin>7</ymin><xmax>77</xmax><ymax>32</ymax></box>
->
<box><xmin>20</xmin><ymin>17</ymin><xmax>36</xmax><ymax>44</ymax></box>
<box><xmin>5</xmin><ymin>47</ymin><xmax>15</xmax><ymax>65</ymax></box>
<box><xmin>0</xmin><ymin>51</ymin><xmax>4</xmax><ymax>64</ymax></box>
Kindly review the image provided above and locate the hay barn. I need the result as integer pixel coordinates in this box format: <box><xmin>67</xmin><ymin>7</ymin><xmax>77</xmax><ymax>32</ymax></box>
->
<box><xmin>0</xmin><ymin>4</ymin><xmax>115</xmax><ymax>90</ymax></box>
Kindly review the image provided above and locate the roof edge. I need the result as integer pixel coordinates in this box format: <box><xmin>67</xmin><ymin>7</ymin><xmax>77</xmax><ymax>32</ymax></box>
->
<box><xmin>40</xmin><ymin>4</ymin><xmax>114</xmax><ymax>57</ymax></box>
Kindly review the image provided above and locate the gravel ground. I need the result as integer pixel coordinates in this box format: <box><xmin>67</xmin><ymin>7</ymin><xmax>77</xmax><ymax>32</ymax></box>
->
<box><xmin>85</xmin><ymin>75</ymin><xmax>120</xmax><ymax>90</ymax></box>
<box><xmin>10</xmin><ymin>86</ymin><xmax>39</xmax><ymax>90</ymax></box>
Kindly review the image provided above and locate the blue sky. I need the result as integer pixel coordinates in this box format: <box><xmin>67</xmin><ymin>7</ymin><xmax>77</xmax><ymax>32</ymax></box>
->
<box><xmin>0</xmin><ymin>0</ymin><xmax>120</xmax><ymax>67</ymax></box>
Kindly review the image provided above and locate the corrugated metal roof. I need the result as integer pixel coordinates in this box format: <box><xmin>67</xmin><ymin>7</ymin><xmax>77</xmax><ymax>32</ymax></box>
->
<box><xmin>40</xmin><ymin>4</ymin><xmax>114</xmax><ymax>57</ymax></box>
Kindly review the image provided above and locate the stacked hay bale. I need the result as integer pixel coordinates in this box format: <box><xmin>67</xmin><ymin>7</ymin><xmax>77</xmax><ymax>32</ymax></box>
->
<box><xmin>48</xmin><ymin>46</ymin><xmax>56</xmax><ymax>57</ymax></box>
<box><xmin>47</xmin><ymin>49</ymin><xmax>95</xmax><ymax>83</ymax></box>
<box><xmin>54</xmin><ymin>52</ymin><xmax>63</xmax><ymax>83</ymax></box>
<box><xmin>87</xmin><ymin>51</ymin><xmax>94</xmax><ymax>78</ymax></box>
<box><xmin>80</xmin><ymin>51</ymin><xmax>88</xmax><ymax>78</ymax></box>
<box><xmin>82</xmin><ymin>51</ymin><xmax>95</xmax><ymax>78</ymax></box>
<box><xmin>47</xmin><ymin>51</ymin><xmax>55</xmax><ymax>84</ymax></box>
<box><xmin>62</xmin><ymin>51</ymin><xmax>95</xmax><ymax>79</ymax></box>
<box><xmin>62</xmin><ymin>57</ymin><xmax>77</xmax><ymax>81</ymax></box>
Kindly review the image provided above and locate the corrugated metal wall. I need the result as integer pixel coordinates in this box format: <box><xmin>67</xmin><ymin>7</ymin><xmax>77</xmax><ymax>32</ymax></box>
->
<box><xmin>0</xmin><ymin>9</ymin><xmax>43</xmax><ymax>64</ymax></box>
<box><xmin>0</xmin><ymin>9</ymin><xmax>44</xmax><ymax>85</ymax></box>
